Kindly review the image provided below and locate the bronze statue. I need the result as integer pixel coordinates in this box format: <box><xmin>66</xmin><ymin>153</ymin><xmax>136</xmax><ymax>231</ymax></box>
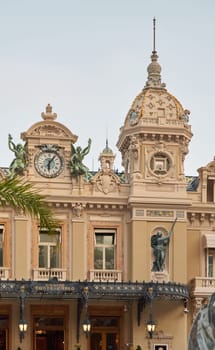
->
<box><xmin>69</xmin><ymin>138</ymin><xmax>92</xmax><ymax>179</ymax></box>
<box><xmin>8</xmin><ymin>134</ymin><xmax>27</xmax><ymax>176</ymax></box>
<box><xmin>188</xmin><ymin>293</ymin><xmax>215</xmax><ymax>349</ymax></box>
<box><xmin>151</xmin><ymin>218</ymin><xmax>177</xmax><ymax>272</ymax></box>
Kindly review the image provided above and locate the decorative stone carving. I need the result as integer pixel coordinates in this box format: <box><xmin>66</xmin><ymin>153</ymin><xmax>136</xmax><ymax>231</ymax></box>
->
<box><xmin>192</xmin><ymin>297</ymin><xmax>204</xmax><ymax>321</ymax></box>
<box><xmin>148</xmin><ymin>151</ymin><xmax>172</xmax><ymax>177</ymax></box>
<box><xmin>31</xmin><ymin>125</ymin><xmax>68</xmax><ymax>138</ymax></box>
<box><xmin>91</xmin><ymin>169</ymin><xmax>120</xmax><ymax>194</ymax></box>
<box><xmin>153</xmin><ymin>141</ymin><xmax>167</xmax><ymax>152</ymax></box>
<box><xmin>129</xmin><ymin>136</ymin><xmax>140</xmax><ymax>173</ymax></box>
<box><xmin>147</xmin><ymin>210</ymin><xmax>174</xmax><ymax>217</ymax></box>
<box><xmin>72</xmin><ymin>203</ymin><xmax>86</xmax><ymax>217</ymax></box>
<box><xmin>41</xmin><ymin>104</ymin><xmax>57</xmax><ymax>121</ymax></box>
<box><xmin>21</xmin><ymin>105</ymin><xmax>78</xmax><ymax>145</ymax></box>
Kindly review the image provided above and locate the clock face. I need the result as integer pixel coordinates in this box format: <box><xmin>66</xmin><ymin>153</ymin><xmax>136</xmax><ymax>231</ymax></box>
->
<box><xmin>34</xmin><ymin>151</ymin><xmax>64</xmax><ymax>178</ymax></box>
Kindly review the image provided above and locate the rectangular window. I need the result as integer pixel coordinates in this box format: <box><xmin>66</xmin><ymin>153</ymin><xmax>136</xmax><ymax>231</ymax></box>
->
<box><xmin>94</xmin><ymin>230</ymin><xmax>116</xmax><ymax>270</ymax></box>
<box><xmin>207</xmin><ymin>179</ymin><xmax>214</xmax><ymax>202</ymax></box>
<box><xmin>208</xmin><ymin>255</ymin><xmax>213</xmax><ymax>277</ymax></box>
<box><xmin>38</xmin><ymin>229</ymin><xmax>61</xmax><ymax>269</ymax></box>
<box><xmin>0</xmin><ymin>226</ymin><xmax>5</xmax><ymax>267</ymax></box>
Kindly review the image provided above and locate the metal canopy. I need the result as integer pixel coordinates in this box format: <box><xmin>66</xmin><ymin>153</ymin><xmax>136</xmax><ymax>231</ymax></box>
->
<box><xmin>0</xmin><ymin>279</ymin><xmax>189</xmax><ymax>344</ymax></box>
<box><xmin>0</xmin><ymin>279</ymin><xmax>189</xmax><ymax>301</ymax></box>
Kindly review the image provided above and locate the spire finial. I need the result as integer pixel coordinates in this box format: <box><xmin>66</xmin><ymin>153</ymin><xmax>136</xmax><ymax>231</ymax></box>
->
<box><xmin>41</xmin><ymin>103</ymin><xmax>57</xmax><ymax>120</ymax></box>
<box><xmin>144</xmin><ymin>18</ymin><xmax>166</xmax><ymax>89</ymax></box>
<box><xmin>153</xmin><ymin>17</ymin><xmax>156</xmax><ymax>53</ymax></box>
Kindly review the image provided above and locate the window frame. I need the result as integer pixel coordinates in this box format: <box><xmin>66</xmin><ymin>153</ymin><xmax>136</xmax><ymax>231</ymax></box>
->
<box><xmin>0</xmin><ymin>225</ymin><xmax>5</xmax><ymax>267</ymax></box>
<box><xmin>0</xmin><ymin>221</ymin><xmax>10</xmax><ymax>271</ymax></box>
<box><xmin>94</xmin><ymin>229</ymin><xmax>116</xmax><ymax>270</ymax></box>
<box><xmin>38</xmin><ymin>228</ymin><xmax>62</xmax><ymax>269</ymax></box>
<box><xmin>205</xmin><ymin>248</ymin><xmax>215</xmax><ymax>278</ymax></box>
<box><xmin>208</xmin><ymin>254</ymin><xmax>213</xmax><ymax>277</ymax></box>
<box><xmin>88</xmin><ymin>221</ymin><xmax>122</xmax><ymax>275</ymax></box>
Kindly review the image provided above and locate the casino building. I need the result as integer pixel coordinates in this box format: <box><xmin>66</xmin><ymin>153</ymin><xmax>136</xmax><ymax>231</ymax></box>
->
<box><xmin>0</xmin><ymin>25</ymin><xmax>214</xmax><ymax>350</ymax></box>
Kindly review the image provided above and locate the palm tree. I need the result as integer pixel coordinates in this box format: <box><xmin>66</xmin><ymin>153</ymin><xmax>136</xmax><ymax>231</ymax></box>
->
<box><xmin>0</xmin><ymin>176</ymin><xmax>58</xmax><ymax>233</ymax></box>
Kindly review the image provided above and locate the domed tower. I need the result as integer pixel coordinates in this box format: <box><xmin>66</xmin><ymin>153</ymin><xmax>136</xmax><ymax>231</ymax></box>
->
<box><xmin>117</xmin><ymin>19</ymin><xmax>193</xmax><ymax>204</ymax></box>
<box><xmin>99</xmin><ymin>139</ymin><xmax>115</xmax><ymax>171</ymax></box>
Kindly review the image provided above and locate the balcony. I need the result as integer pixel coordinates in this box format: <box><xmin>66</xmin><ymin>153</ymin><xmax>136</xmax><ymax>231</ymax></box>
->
<box><xmin>89</xmin><ymin>269</ymin><xmax>122</xmax><ymax>282</ymax></box>
<box><xmin>0</xmin><ymin>267</ymin><xmax>10</xmax><ymax>280</ymax></box>
<box><xmin>190</xmin><ymin>277</ymin><xmax>215</xmax><ymax>297</ymax></box>
<box><xmin>33</xmin><ymin>268</ymin><xmax>67</xmax><ymax>281</ymax></box>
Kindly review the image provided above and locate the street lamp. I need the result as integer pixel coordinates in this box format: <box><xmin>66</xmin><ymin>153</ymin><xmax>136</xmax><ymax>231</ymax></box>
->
<box><xmin>82</xmin><ymin>317</ymin><xmax>91</xmax><ymax>336</ymax></box>
<box><xmin>146</xmin><ymin>318</ymin><xmax>156</xmax><ymax>339</ymax></box>
<box><xmin>82</xmin><ymin>287</ymin><xmax>91</xmax><ymax>337</ymax></box>
<box><xmin>146</xmin><ymin>287</ymin><xmax>156</xmax><ymax>339</ymax></box>
<box><xmin>19</xmin><ymin>285</ymin><xmax>28</xmax><ymax>342</ymax></box>
<box><xmin>18</xmin><ymin>319</ymin><xmax>28</xmax><ymax>342</ymax></box>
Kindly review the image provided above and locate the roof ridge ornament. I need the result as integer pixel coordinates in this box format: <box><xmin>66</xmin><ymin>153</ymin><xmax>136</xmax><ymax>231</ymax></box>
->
<box><xmin>153</xmin><ymin>17</ymin><xmax>156</xmax><ymax>54</ymax></box>
<box><xmin>102</xmin><ymin>138</ymin><xmax>113</xmax><ymax>154</ymax></box>
<box><xmin>145</xmin><ymin>18</ymin><xmax>166</xmax><ymax>89</ymax></box>
<box><xmin>41</xmin><ymin>103</ymin><xmax>57</xmax><ymax>121</ymax></box>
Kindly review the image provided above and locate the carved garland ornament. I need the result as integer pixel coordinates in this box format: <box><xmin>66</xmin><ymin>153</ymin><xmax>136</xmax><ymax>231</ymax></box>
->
<box><xmin>31</xmin><ymin>125</ymin><xmax>68</xmax><ymax>137</ymax></box>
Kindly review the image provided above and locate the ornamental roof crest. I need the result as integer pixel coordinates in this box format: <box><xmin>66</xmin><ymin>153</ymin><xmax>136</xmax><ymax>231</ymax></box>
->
<box><xmin>21</xmin><ymin>104</ymin><xmax>78</xmax><ymax>143</ymax></box>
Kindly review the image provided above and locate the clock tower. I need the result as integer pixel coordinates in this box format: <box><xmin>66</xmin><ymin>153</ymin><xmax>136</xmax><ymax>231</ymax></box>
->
<box><xmin>21</xmin><ymin>104</ymin><xmax>77</xmax><ymax>182</ymax></box>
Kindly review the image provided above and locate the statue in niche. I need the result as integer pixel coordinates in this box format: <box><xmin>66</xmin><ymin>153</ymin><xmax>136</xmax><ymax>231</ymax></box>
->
<box><xmin>69</xmin><ymin>138</ymin><xmax>92</xmax><ymax>179</ymax></box>
<box><xmin>129</xmin><ymin>136</ymin><xmax>139</xmax><ymax>173</ymax></box>
<box><xmin>188</xmin><ymin>293</ymin><xmax>215</xmax><ymax>350</ymax></box>
<box><xmin>151</xmin><ymin>218</ymin><xmax>177</xmax><ymax>272</ymax></box>
<box><xmin>8</xmin><ymin>134</ymin><xmax>27</xmax><ymax>176</ymax></box>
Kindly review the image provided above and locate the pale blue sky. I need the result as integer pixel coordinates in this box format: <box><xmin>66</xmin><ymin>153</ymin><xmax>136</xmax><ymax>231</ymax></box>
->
<box><xmin>0</xmin><ymin>0</ymin><xmax>214</xmax><ymax>175</ymax></box>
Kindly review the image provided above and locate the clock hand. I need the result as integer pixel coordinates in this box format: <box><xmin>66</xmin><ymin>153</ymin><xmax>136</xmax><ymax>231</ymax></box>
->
<box><xmin>47</xmin><ymin>155</ymin><xmax>56</xmax><ymax>171</ymax></box>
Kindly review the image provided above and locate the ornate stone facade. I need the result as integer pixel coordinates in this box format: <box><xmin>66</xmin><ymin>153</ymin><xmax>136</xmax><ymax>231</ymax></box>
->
<box><xmin>0</xmin><ymin>31</ymin><xmax>214</xmax><ymax>350</ymax></box>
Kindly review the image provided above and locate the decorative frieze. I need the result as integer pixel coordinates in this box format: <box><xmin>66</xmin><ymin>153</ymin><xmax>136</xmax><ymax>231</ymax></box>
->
<box><xmin>147</xmin><ymin>210</ymin><xmax>174</xmax><ymax>218</ymax></box>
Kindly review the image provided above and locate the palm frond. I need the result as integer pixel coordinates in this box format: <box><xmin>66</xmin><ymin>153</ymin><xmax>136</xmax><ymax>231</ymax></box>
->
<box><xmin>0</xmin><ymin>176</ymin><xmax>58</xmax><ymax>233</ymax></box>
